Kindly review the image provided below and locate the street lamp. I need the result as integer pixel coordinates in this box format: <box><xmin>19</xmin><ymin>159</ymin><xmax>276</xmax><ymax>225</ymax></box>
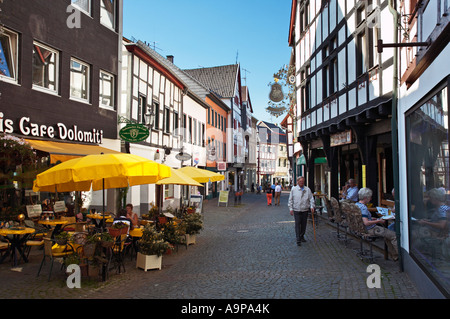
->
<box><xmin>144</xmin><ymin>110</ymin><xmax>155</xmax><ymax>128</ymax></box>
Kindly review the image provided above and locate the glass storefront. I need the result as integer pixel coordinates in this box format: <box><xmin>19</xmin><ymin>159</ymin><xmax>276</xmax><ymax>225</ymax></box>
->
<box><xmin>406</xmin><ymin>83</ymin><xmax>450</xmax><ymax>295</ymax></box>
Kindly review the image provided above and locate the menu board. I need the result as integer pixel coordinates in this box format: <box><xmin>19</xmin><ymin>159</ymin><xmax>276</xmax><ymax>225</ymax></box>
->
<box><xmin>26</xmin><ymin>205</ymin><xmax>42</xmax><ymax>218</ymax></box>
<box><xmin>53</xmin><ymin>201</ymin><xmax>67</xmax><ymax>213</ymax></box>
<box><xmin>218</xmin><ymin>191</ymin><xmax>229</xmax><ymax>207</ymax></box>
<box><xmin>189</xmin><ymin>195</ymin><xmax>203</xmax><ymax>213</ymax></box>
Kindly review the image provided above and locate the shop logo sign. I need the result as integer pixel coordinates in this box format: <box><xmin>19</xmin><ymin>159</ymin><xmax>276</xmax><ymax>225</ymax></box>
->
<box><xmin>119</xmin><ymin>124</ymin><xmax>149</xmax><ymax>143</ymax></box>
<box><xmin>66</xmin><ymin>5</ymin><xmax>81</xmax><ymax>29</ymax></box>
<box><xmin>366</xmin><ymin>264</ymin><xmax>381</xmax><ymax>289</ymax></box>
<box><xmin>66</xmin><ymin>264</ymin><xmax>81</xmax><ymax>289</ymax></box>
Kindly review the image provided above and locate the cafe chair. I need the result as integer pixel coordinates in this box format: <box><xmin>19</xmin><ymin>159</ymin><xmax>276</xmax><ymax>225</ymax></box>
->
<box><xmin>345</xmin><ymin>203</ymin><xmax>378</xmax><ymax>263</ymax></box>
<box><xmin>61</xmin><ymin>216</ymin><xmax>77</xmax><ymax>232</ymax></box>
<box><xmin>37</xmin><ymin>238</ymin><xmax>74</xmax><ymax>281</ymax></box>
<box><xmin>0</xmin><ymin>239</ymin><xmax>10</xmax><ymax>259</ymax></box>
<box><xmin>331</xmin><ymin>197</ymin><xmax>349</xmax><ymax>245</ymax></box>
<box><xmin>23</xmin><ymin>233</ymin><xmax>45</xmax><ymax>261</ymax></box>
<box><xmin>323</xmin><ymin>197</ymin><xmax>335</xmax><ymax>222</ymax></box>
<box><xmin>24</xmin><ymin>220</ymin><xmax>48</xmax><ymax>238</ymax></box>
<box><xmin>109</xmin><ymin>234</ymin><xmax>129</xmax><ymax>274</ymax></box>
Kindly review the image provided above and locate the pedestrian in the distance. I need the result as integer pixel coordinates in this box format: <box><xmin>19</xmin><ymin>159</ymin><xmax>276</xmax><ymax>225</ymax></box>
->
<box><xmin>274</xmin><ymin>182</ymin><xmax>282</xmax><ymax>205</ymax></box>
<box><xmin>288</xmin><ymin>176</ymin><xmax>315</xmax><ymax>246</ymax></box>
<box><xmin>266</xmin><ymin>186</ymin><xmax>273</xmax><ymax>205</ymax></box>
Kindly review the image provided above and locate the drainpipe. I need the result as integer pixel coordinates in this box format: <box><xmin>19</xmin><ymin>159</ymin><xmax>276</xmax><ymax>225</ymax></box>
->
<box><xmin>388</xmin><ymin>0</ymin><xmax>403</xmax><ymax>272</ymax></box>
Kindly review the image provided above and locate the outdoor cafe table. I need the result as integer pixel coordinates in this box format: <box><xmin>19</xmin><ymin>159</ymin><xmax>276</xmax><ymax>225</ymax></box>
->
<box><xmin>129</xmin><ymin>227</ymin><xmax>143</xmax><ymax>258</ymax></box>
<box><xmin>0</xmin><ymin>227</ymin><xmax>35</xmax><ymax>267</ymax></box>
<box><xmin>38</xmin><ymin>219</ymin><xmax>69</xmax><ymax>236</ymax></box>
<box><xmin>87</xmin><ymin>213</ymin><xmax>112</xmax><ymax>229</ymax></box>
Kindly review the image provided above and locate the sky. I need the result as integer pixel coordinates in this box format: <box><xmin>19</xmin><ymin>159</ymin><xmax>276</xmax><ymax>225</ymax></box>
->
<box><xmin>123</xmin><ymin>0</ymin><xmax>293</xmax><ymax>125</ymax></box>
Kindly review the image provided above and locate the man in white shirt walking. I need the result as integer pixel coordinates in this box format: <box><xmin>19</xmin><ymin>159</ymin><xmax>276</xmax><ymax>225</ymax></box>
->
<box><xmin>288</xmin><ymin>177</ymin><xmax>315</xmax><ymax>246</ymax></box>
<box><xmin>274</xmin><ymin>182</ymin><xmax>282</xmax><ymax>205</ymax></box>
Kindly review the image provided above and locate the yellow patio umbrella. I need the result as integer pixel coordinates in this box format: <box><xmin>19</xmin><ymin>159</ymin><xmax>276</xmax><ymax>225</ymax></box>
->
<box><xmin>156</xmin><ymin>168</ymin><xmax>203</xmax><ymax>187</ymax></box>
<box><xmin>178</xmin><ymin>166</ymin><xmax>225</xmax><ymax>183</ymax></box>
<box><xmin>33</xmin><ymin>153</ymin><xmax>171</xmax><ymax>192</ymax></box>
<box><xmin>33</xmin><ymin>153</ymin><xmax>171</xmax><ymax>223</ymax></box>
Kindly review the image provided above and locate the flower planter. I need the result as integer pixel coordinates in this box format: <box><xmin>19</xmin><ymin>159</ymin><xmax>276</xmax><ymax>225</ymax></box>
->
<box><xmin>136</xmin><ymin>252</ymin><xmax>162</xmax><ymax>271</ymax></box>
<box><xmin>185</xmin><ymin>234</ymin><xmax>196</xmax><ymax>245</ymax></box>
<box><xmin>101</xmin><ymin>240</ymin><xmax>114</xmax><ymax>249</ymax></box>
<box><xmin>108</xmin><ymin>227</ymin><xmax>127</xmax><ymax>237</ymax></box>
<box><xmin>88</xmin><ymin>265</ymin><xmax>99</xmax><ymax>278</ymax></box>
<box><xmin>55</xmin><ymin>238</ymin><xmax>68</xmax><ymax>245</ymax></box>
<box><xmin>83</xmin><ymin>243</ymin><xmax>97</xmax><ymax>258</ymax></box>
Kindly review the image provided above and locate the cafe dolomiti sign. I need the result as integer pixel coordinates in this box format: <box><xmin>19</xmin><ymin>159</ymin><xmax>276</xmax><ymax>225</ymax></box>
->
<box><xmin>0</xmin><ymin>112</ymin><xmax>103</xmax><ymax>144</ymax></box>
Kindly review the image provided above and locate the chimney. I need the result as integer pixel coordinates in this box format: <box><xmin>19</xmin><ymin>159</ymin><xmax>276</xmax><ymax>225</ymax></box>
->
<box><xmin>166</xmin><ymin>55</ymin><xmax>174</xmax><ymax>63</ymax></box>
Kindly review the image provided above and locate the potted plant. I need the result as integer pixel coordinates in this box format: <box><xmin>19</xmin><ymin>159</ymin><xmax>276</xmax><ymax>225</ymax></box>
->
<box><xmin>55</xmin><ymin>231</ymin><xmax>71</xmax><ymax>245</ymax></box>
<box><xmin>181</xmin><ymin>212</ymin><xmax>203</xmax><ymax>245</ymax></box>
<box><xmin>136</xmin><ymin>224</ymin><xmax>170</xmax><ymax>271</ymax></box>
<box><xmin>64</xmin><ymin>252</ymin><xmax>81</xmax><ymax>268</ymax></box>
<box><xmin>83</xmin><ymin>233</ymin><xmax>99</xmax><ymax>258</ymax></box>
<box><xmin>100</xmin><ymin>231</ymin><xmax>114</xmax><ymax>248</ymax></box>
<box><xmin>108</xmin><ymin>221</ymin><xmax>128</xmax><ymax>237</ymax></box>
<box><xmin>162</xmin><ymin>218</ymin><xmax>186</xmax><ymax>251</ymax></box>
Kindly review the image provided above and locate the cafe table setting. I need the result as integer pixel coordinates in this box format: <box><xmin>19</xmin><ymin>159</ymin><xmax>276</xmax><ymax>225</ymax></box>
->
<box><xmin>0</xmin><ymin>226</ymin><xmax>36</xmax><ymax>267</ymax></box>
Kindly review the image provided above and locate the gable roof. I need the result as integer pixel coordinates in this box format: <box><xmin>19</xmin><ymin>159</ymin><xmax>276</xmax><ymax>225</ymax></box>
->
<box><xmin>257</xmin><ymin>121</ymin><xmax>287</xmax><ymax>144</ymax></box>
<box><xmin>241</xmin><ymin>86</ymin><xmax>253</xmax><ymax>113</ymax></box>
<box><xmin>183</xmin><ymin>64</ymin><xmax>240</xmax><ymax>98</ymax></box>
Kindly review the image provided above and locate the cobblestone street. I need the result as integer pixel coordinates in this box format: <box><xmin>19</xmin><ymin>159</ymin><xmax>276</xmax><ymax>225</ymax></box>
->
<box><xmin>0</xmin><ymin>191</ymin><xmax>421</xmax><ymax>302</ymax></box>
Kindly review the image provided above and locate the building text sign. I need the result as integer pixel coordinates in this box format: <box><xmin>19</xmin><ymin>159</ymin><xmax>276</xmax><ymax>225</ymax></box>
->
<box><xmin>330</xmin><ymin>130</ymin><xmax>352</xmax><ymax>147</ymax></box>
<box><xmin>0</xmin><ymin>112</ymin><xmax>103</xmax><ymax>144</ymax></box>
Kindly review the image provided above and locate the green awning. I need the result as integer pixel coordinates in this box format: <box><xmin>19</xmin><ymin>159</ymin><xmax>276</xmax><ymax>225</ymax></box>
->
<box><xmin>314</xmin><ymin>157</ymin><xmax>327</xmax><ymax>164</ymax></box>
<box><xmin>297</xmin><ymin>154</ymin><xmax>306</xmax><ymax>165</ymax></box>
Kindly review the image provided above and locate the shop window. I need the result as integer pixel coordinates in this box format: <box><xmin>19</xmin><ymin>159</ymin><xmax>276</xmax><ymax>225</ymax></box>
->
<box><xmin>70</xmin><ymin>58</ymin><xmax>90</xmax><ymax>102</ymax></box>
<box><xmin>137</xmin><ymin>94</ymin><xmax>147</xmax><ymax>124</ymax></box>
<box><xmin>173</xmin><ymin>112</ymin><xmax>179</xmax><ymax>136</ymax></box>
<box><xmin>164</xmin><ymin>184</ymin><xmax>174</xmax><ymax>199</ymax></box>
<box><xmin>0</xmin><ymin>28</ymin><xmax>18</xmax><ymax>83</ymax></box>
<box><xmin>153</xmin><ymin>101</ymin><xmax>160</xmax><ymax>129</ymax></box>
<box><xmin>164</xmin><ymin>107</ymin><xmax>170</xmax><ymax>134</ymax></box>
<box><xmin>100</xmin><ymin>0</ymin><xmax>116</xmax><ymax>29</ymax></box>
<box><xmin>32</xmin><ymin>42</ymin><xmax>59</xmax><ymax>93</ymax></box>
<box><xmin>99</xmin><ymin>70</ymin><xmax>115</xmax><ymax>109</ymax></box>
<box><xmin>406</xmin><ymin>84</ymin><xmax>450</xmax><ymax>295</ymax></box>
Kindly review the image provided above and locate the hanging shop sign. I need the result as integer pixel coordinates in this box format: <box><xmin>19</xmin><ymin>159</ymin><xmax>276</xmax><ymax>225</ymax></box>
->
<box><xmin>119</xmin><ymin>124</ymin><xmax>149</xmax><ymax>143</ymax></box>
<box><xmin>0</xmin><ymin>112</ymin><xmax>103</xmax><ymax>144</ymax></box>
<box><xmin>176</xmin><ymin>152</ymin><xmax>192</xmax><ymax>161</ymax></box>
<box><xmin>330</xmin><ymin>130</ymin><xmax>352</xmax><ymax>147</ymax></box>
<box><xmin>217</xmin><ymin>162</ymin><xmax>227</xmax><ymax>171</ymax></box>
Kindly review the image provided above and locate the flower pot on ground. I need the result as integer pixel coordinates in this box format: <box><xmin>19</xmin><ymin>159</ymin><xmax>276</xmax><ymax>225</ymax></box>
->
<box><xmin>162</xmin><ymin>219</ymin><xmax>185</xmax><ymax>249</ymax></box>
<box><xmin>136</xmin><ymin>224</ymin><xmax>170</xmax><ymax>271</ymax></box>
<box><xmin>136</xmin><ymin>253</ymin><xmax>162</xmax><ymax>271</ymax></box>
<box><xmin>185</xmin><ymin>234</ymin><xmax>196</xmax><ymax>245</ymax></box>
<box><xmin>82</xmin><ymin>234</ymin><xmax>99</xmax><ymax>258</ymax></box>
<box><xmin>181</xmin><ymin>212</ymin><xmax>203</xmax><ymax>236</ymax></box>
<box><xmin>88</xmin><ymin>264</ymin><xmax>99</xmax><ymax>278</ymax></box>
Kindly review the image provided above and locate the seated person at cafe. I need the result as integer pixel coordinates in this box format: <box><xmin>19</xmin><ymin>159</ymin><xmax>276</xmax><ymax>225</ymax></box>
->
<box><xmin>418</xmin><ymin>188</ymin><xmax>449</xmax><ymax>237</ymax></box>
<box><xmin>356</xmin><ymin>187</ymin><xmax>399</xmax><ymax>261</ymax></box>
<box><xmin>125</xmin><ymin>203</ymin><xmax>139</xmax><ymax>227</ymax></box>
<box><xmin>341</xmin><ymin>179</ymin><xmax>359</xmax><ymax>202</ymax></box>
<box><xmin>113</xmin><ymin>209</ymin><xmax>134</xmax><ymax>231</ymax></box>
